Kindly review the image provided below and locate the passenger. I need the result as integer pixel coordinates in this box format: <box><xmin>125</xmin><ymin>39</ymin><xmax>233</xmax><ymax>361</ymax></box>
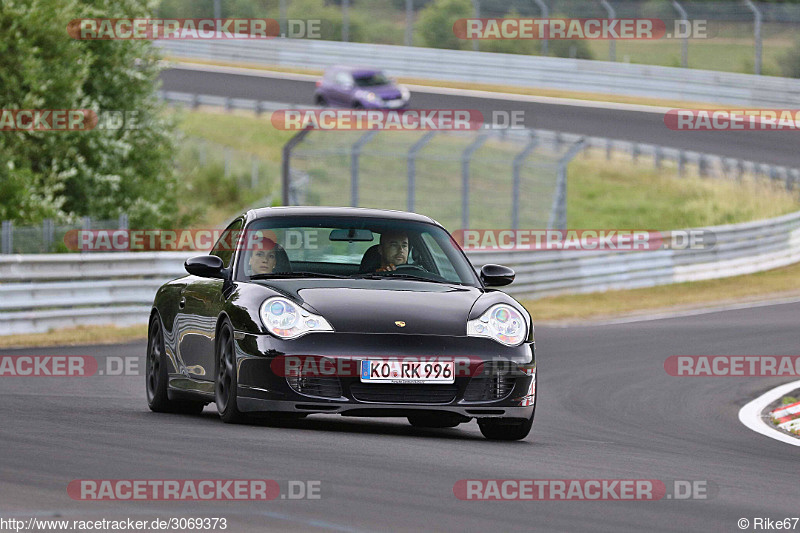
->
<box><xmin>247</xmin><ymin>238</ymin><xmax>279</xmax><ymax>275</ymax></box>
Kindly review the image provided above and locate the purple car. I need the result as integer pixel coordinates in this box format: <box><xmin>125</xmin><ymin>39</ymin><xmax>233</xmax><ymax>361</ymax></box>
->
<box><xmin>314</xmin><ymin>66</ymin><xmax>410</xmax><ymax>109</ymax></box>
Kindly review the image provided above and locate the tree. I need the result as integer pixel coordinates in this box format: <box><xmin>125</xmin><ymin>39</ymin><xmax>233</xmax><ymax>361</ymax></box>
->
<box><xmin>0</xmin><ymin>0</ymin><xmax>186</xmax><ymax>228</ymax></box>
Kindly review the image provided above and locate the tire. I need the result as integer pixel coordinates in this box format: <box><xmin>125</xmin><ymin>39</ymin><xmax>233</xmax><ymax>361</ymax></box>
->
<box><xmin>315</xmin><ymin>95</ymin><xmax>327</xmax><ymax>106</ymax></box>
<box><xmin>215</xmin><ymin>321</ymin><xmax>249</xmax><ymax>424</ymax></box>
<box><xmin>407</xmin><ymin>414</ymin><xmax>463</xmax><ymax>429</ymax></box>
<box><xmin>146</xmin><ymin>314</ymin><xmax>205</xmax><ymax>415</ymax></box>
<box><xmin>352</xmin><ymin>101</ymin><xmax>364</xmax><ymax>109</ymax></box>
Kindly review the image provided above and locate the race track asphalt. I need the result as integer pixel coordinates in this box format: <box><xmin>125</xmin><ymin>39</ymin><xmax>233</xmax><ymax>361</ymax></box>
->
<box><xmin>2</xmin><ymin>301</ymin><xmax>799</xmax><ymax>532</ymax></box>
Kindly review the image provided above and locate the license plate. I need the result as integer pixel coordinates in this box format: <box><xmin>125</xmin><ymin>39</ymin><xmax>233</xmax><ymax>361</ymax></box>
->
<box><xmin>385</xmin><ymin>100</ymin><xmax>404</xmax><ymax>109</ymax></box>
<box><xmin>360</xmin><ymin>360</ymin><xmax>455</xmax><ymax>384</ymax></box>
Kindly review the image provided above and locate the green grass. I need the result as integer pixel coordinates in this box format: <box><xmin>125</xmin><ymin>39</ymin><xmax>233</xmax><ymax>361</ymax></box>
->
<box><xmin>174</xmin><ymin>109</ymin><xmax>800</xmax><ymax>231</ymax></box>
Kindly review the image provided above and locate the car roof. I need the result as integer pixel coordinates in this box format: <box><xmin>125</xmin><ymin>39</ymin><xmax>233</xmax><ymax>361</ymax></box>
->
<box><xmin>245</xmin><ymin>206</ymin><xmax>438</xmax><ymax>225</ymax></box>
<box><xmin>325</xmin><ymin>65</ymin><xmax>383</xmax><ymax>77</ymax></box>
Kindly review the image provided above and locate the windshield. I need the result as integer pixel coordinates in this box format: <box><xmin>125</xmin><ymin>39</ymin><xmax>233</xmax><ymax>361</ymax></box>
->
<box><xmin>235</xmin><ymin>216</ymin><xmax>479</xmax><ymax>286</ymax></box>
<box><xmin>353</xmin><ymin>73</ymin><xmax>391</xmax><ymax>87</ymax></box>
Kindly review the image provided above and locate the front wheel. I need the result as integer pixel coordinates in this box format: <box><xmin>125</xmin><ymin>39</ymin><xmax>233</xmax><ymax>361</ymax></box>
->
<box><xmin>215</xmin><ymin>321</ymin><xmax>248</xmax><ymax>424</ymax></box>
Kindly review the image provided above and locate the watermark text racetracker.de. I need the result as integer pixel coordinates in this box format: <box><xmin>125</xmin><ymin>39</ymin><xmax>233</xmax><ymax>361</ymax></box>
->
<box><xmin>452</xmin><ymin>229</ymin><xmax>715</xmax><ymax>252</ymax></box>
<box><xmin>665</xmin><ymin>356</ymin><xmax>800</xmax><ymax>377</ymax></box>
<box><xmin>453</xmin><ymin>18</ymin><xmax>708</xmax><ymax>40</ymax></box>
<box><xmin>453</xmin><ymin>479</ymin><xmax>714</xmax><ymax>500</ymax></box>
<box><xmin>0</xmin><ymin>517</ymin><xmax>228</xmax><ymax>532</ymax></box>
<box><xmin>271</xmin><ymin>109</ymin><xmax>526</xmax><ymax>131</ymax></box>
<box><xmin>67</xmin><ymin>18</ymin><xmax>321</xmax><ymax>39</ymax></box>
<box><xmin>665</xmin><ymin>109</ymin><xmax>800</xmax><ymax>131</ymax></box>
<box><xmin>0</xmin><ymin>356</ymin><xmax>141</xmax><ymax>377</ymax></box>
<box><xmin>68</xmin><ymin>479</ymin><xmax>322</xmax><ymax>500</ymax></box>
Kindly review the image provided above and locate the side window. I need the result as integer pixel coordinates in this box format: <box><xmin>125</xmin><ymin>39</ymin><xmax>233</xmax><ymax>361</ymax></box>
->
<box><xmin>335</xmin><ymin>72</ymin><xmax>352</xmax><ymax>87</ymax></box>
<box><xmin>211</xmin><ymin>218</ymin><xmax>244</xmax><ymax>269</ymax></box>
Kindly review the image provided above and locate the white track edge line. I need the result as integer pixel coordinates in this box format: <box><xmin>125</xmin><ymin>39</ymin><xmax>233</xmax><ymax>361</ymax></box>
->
<box><xmin>739</xmin><ymin>379</ymin><xmax>800</xmax><ymax>447</ymax></box>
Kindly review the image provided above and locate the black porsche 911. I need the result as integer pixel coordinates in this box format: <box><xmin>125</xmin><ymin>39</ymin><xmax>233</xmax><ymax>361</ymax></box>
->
<box><xmin>146</xmin><ymin>207</ymin><xmax>536</xmax><ymax>440</ymax></box>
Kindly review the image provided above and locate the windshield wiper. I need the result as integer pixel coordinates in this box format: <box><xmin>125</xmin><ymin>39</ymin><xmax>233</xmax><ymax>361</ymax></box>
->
<box><xmin>351</xmin><ymin>272</ymin><xmax>451</xmax><ymax>284</ymax></box>
<box><xmin>251</xmin><ymin>271</ymin><xmax>348</xmax><ymax>280</ymax></box>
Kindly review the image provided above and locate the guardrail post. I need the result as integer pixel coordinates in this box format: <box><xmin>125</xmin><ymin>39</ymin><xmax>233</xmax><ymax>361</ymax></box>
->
<box><xmin>631</xmin><ymin>143</ymin><xmax>639</xmax><ymax>163</ymax></box>
<box><xmin>678</xmin><ymin>150</ymin><xmax>686</xmax><ymax>176</ymax></box>
<box><xmin>533</xmin><ymin>0</ymin><xmax>549</xmax><ymax>55</ymax></box>
<box><xmin>698</xmin><ymin>155</ymin><xmax>708</xmax><ymax>177</ymax></box>
<box><xmin>654</xmin><ymin>146</ymin><xmax>662</xmax><ymax>169</ymax></box>
<box><xmin>405</xmin><ymin>0</ymin><xmax>414</xmax><ymax>46</ymax></box>
<box><xmin>512</xmin><ymin>131</ymin><xmax>538</xmax><ymax>230</ymax></box>
<box><xmin>281</xmin><ymin>126</ymin><xmax>314</xmax><ymax>206</ymax></box>
<box><xmin>351</xmin><ymin>130</ymin><xmax>379</xmax><ymax>207</ymax></box>
<box><xmin>745</xmin><ymin>0</ymin><xmax>762</xmax><ymax>75</ymax></box>
<box><xmin>251</xmin><ymin>156</ymin><xmax>259</xmax><ymax>188</ymax></box>
<box><xmin>548</xmin><ymin>137</ymin><xmax>585</xmax><ymax>230</ymax></box>
<box><xmin>407</xmin><ymin>131</ymin><xmax>437</xmax><ymax>212</ymax></box>
<box><xmin>461</xmin><ymin>133</ymin><xmax>489</xmax><ymax>230</ymax></box>
<box><xmin>342</xmin><ymin>0</ymin><xmax>350</xmax><ymax>42</ymax></box>
<box><xmin>2</xmin><ymin>220</ymin><xmax>12</xmax><ymax>254</ymax></box>
<box><xmin>600</xmin><ymin>0</ymin><xmax>616</xmax><ymax>61</ymax></box>
<box><xmin>605</xmin><ymin>138</ymin><xmax>612</xmax><ymax>160</ymax></box>
<box><xmin>671</xmin><ymin>0</ymin><xmax>689</xmax><ymax>68</ymax></box>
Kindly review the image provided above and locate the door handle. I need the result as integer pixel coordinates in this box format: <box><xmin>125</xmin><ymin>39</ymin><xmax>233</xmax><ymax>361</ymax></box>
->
<box><xmin>179</xmin><ymin>297</ymin><xmax>186</xmax><ymax>309</ymax></box>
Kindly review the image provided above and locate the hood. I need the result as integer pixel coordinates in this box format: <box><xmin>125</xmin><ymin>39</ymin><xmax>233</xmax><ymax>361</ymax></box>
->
<box><xmin>258</xmin><ymin>280</ymin><xmax>482</xmax><ymax>336</ymax></box>
<box><xmin>372</xmin><ymin>85</ymin><xmax>403</xmax><ymax>100</ymax></box>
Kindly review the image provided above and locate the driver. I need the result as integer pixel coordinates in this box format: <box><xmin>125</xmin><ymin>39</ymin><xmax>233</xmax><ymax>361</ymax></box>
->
<box><xmin>376</xmin><ymin>231</ymin><xmax>409</xmax><ymax>272</ymax></box>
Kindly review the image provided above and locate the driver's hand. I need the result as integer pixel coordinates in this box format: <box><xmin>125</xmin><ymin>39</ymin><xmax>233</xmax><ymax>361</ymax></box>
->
<box><xmin>376</xmin><ymin>264</ymin><xmax>397</xmax><ymax>272</ymax></box>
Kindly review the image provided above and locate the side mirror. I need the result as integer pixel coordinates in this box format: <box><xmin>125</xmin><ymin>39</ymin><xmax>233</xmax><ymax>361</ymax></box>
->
<box><xmin>480</xmin><ymin>264</ymin><xmax>515</xmax><ymax>287</ymax></box>
<box><xmin>185</xmin><ymin>255</ymin><xmax>225</xmax><ymax>279</ymax></box>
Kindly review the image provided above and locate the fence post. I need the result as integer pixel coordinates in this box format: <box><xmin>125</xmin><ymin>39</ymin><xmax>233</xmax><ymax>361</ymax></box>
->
<box><xmin>678</xmin><ymin>150</ymin><xmax>686</xmax><ymax>176</ymax></box>
<box><xmin>407</xmin><ymin>131</ymin><xmax>437</xmax><ymax>212</ymax></box>
<box><xmin>280</xmin><ymin>0</ymin><xmax>287</xmax><ymax>37</ymax></box>
<box><xmin>2</xmin><ymin>220</ymin><xmax>12</xmax><ymax>254</ymax></box>
<box><xmin>654</xmin><ymin>146</ymin><xmax>662</xmax><ymax>169</ymax></box>
<box><xmin>671</xmin><ymin>0</ymin><xmax>689</xmax><ymax>68</ymax></box>
<box><xmin>606</xmin><ymin>138</ymin><xmax>612</xmax><ymax>160</ymax></box>
<box><xmin>213</xmin><ymin>0</ymin><xmax>221</xmax><ymax>19</ymax></box>
<box><xmin>350</xmin><ymin>130</ymin><xmax>379</xmax><ymax>207</ymax></box>
<box><xmin>43</xmin><ymin>219</ymin><xmax>54</xmax><ymax>253</ymax></box>
<box><xmin>405</xmin><ymin>0</ymin><xmax>414</xmax><ymax>46</ymax></box>
<box><xmin>461</xmin><ymin>133</ymin><xmax>488</xmax><ymax>230</ymax></box>
<box><xmin>600</xmin><ymin>0</ymin><xmax>616</xmax><ymax>61</ymax></box>
<box><xmin>251</xmin><ymin>156</ymin><xmax>259</xmax><ymax>189</ymax></box>
<box><xmin>118</xmin><ymin>213</ymin><xmax>128</xmax><ymax>231</ymax></box>
<box><xmin>511</xmin><ymin>131</ymin><xmax>538</xmax><ymax>230</ymax></box>
<box><xmin>281</xmin><ymin>127</ymin><xmax>313</xmax><ymax>206</ymax></box>
<box><xmin>470</xmin><ymin>0</ymin><xmax>480</xmax><ymax>52</ymax></box>
<box><xmin>342</xmin><ymin>0</ymin><xmax>350</xmax><ymax>42</ymax></box>
<box><xmin>745</xmin><ymin>0</ymin><xmax>762</xmax><ymax>75</ymax></box>
<box><xmin>533</xmin><ymin>0</ymin><xmax>549</xmax><ymax>56</ymax></box>
<box><xmin>548</xmin><ymin>138</ymin><xmax>585</xmax><ymax>230</ymax></box>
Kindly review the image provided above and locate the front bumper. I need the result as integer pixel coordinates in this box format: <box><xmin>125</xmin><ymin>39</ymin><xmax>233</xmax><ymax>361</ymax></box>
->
<box><xmin>233</xmin><ymin>331</ymin><xmax>536</xmax><ymax>419</ymax></box>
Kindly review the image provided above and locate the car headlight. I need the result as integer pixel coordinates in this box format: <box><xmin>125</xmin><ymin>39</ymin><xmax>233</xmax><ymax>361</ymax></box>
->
<box><xmin>467</xmin><ymin>304</ymin><xmax>527</xmax><ymax>346</ymax></box>
<box><xmin>400</xmin><ymin>86</ymin><xmax>410</xmax><ymax>100</ymax></box>
<box><xmin>365</xmin><ymin>92</ymin><xmax>382</xmax><ymax>103</ymax></box>
<box><xmin>260</xmin><ymin>297</ymin><xmax>333</xmax><ymax>339</ymax></box>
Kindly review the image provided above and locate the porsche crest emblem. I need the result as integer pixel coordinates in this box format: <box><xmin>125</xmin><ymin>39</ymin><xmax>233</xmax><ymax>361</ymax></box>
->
<box><xmin>395</xmin><ymin>321</ymin><xmax>406</xmax><ymax>328</ymax></box>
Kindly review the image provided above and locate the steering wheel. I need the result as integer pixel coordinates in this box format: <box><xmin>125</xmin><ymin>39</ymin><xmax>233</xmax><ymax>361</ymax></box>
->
<box><xmin>392</xmin><ymin>264</ymin><xmax>426</xmax><ymax>272</ymax></box>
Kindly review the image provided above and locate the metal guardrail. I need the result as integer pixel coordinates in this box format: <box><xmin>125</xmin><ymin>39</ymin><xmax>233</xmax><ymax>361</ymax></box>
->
<box><xmin>156</xmin><ymin>39</ymin><xmax>800</xmax><ymax>107</ymax></box>
<box><xmin>3</xmin><ymin>209</ymin><xmax>800</xmax><ymax>335</ymax></box>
